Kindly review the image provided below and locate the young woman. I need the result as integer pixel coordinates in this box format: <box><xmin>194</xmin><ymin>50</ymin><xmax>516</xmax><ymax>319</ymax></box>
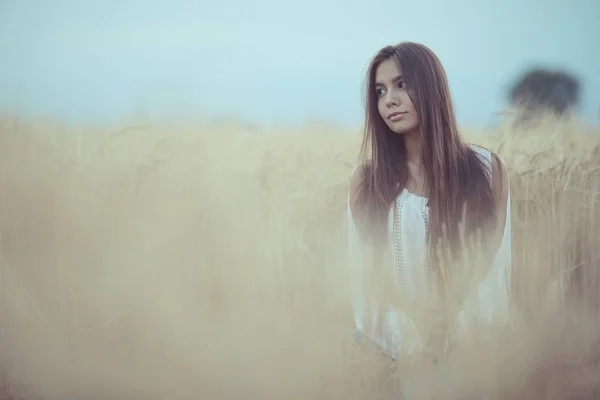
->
<box><xmin>347</xmin><ymin>42</ymin><xmax>512</xmax><ymax>361</ymax></box>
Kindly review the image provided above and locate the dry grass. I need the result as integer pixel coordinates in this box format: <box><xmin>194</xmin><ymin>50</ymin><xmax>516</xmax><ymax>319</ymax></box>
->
<box><xmin>0</xmin><ymin>114</ymin><xmax>599</xmax><ymax>399</ymax></box>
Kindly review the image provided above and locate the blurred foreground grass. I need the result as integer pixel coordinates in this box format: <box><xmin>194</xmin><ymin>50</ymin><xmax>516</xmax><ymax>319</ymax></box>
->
<box><xmin>0</xmin><ymin>115</ymin><xmax>599</xmax><ymax>399</ymax></box>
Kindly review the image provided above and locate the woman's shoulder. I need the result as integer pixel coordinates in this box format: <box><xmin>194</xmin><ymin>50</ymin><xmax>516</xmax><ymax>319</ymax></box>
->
<box><xmin>468</xmin><ymin>143</ymin><xmax>492</xmax><ymax>162</ymax></box>
<box><xmin>348</xmin><ymin>161</ymin><xmax>372</xmax><ymax>211</ymax></box>
<box><xmin>348</xmin><ymin>161</ymin><xmax>372</xmax><ymax>187</ymax></box>
<box><xmin>467</xmin><ymin>143</ymin><xmax>506</xmax><ymax>172</ymax></box>
<box><xmin>467</xmin><ymin>143</ymin><xmax>509</xmax><ymax>204</ymax></box>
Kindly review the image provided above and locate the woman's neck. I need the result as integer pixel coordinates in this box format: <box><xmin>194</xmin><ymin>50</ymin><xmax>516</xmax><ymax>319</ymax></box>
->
<box><xmin>403</xmin><ymin>130</ymin><xmax>422</xmax><ymax>165</ymax></box>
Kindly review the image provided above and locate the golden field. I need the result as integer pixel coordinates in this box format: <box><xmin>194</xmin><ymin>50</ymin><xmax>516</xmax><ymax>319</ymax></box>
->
<box><xmin>0</xmin><ymin>114</ymin><xmax>599</xmax><ymax>399</ymax></box>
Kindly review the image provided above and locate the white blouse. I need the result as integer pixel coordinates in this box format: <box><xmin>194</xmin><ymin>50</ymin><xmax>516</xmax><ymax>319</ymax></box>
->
<box><xmin>347</xmin><ymin>145</ymin><xmax>512</xmax><ymax>359</ymax></box>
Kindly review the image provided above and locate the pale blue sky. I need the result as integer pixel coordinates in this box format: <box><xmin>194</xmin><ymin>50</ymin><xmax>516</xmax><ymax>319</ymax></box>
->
<box><xmin>1</xmin><ymin>0</ymin><xmax>599</xmax><ymax>127</ymax></box>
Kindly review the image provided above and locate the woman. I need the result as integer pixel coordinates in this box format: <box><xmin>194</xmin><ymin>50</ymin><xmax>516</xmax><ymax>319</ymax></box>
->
<box><xmin>347</xmin><ymin>42</ymin><xmax>512</xmax><ymax>361</ymax></box>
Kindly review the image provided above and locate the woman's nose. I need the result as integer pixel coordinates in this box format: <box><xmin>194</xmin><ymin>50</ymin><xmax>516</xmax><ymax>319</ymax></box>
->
<box><xmin>386</xmin><ymin>92</ymin><xmax>400</xmax><ymax>107</ymax></box>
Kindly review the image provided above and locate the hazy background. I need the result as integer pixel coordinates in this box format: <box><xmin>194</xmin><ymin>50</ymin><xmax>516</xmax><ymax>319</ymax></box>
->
<box><xmin>1</xmin><ymin>0</ymin><xmax>599</xmax><ymax>127</ymax></box>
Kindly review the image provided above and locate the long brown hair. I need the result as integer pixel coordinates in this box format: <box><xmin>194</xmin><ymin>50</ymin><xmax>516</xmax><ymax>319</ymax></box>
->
<box><xmin>353</xmin><ymin>42</ymin><xmax>497</xmax><ymax>273</ymax></box>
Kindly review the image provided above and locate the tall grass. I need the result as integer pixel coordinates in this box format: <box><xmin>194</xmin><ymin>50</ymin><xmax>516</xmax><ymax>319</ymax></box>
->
<box><xmin>0</xmin><ymin>114</ymin><xmax>598</xmax><ymax>399</ymax></box>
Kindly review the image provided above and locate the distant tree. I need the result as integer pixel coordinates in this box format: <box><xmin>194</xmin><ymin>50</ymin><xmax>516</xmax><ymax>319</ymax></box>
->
<box><xmin>508</xmin><ymin>68</ymin><xmax>581</xmax><ymax>119</ymax></box>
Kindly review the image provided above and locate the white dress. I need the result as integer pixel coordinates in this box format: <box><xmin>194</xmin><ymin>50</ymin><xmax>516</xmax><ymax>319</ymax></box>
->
<box><xmin>347</xmin><ymin>145</ymin><xmax>512</xmax><ymax>359</ymax></box>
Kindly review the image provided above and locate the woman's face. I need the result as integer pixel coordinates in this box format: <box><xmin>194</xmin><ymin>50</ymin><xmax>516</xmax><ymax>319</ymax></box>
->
<box><xmin>374</xmin><ymin>58</ymin><xmax>420</xmax><ymax>135</ymax></box>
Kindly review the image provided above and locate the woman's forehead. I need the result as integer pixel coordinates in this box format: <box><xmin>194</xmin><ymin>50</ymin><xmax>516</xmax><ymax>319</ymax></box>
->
<box><xmin>375</xmin><ymin>59</ymin><xmax>403</xmax><ymax>84</ymax></box>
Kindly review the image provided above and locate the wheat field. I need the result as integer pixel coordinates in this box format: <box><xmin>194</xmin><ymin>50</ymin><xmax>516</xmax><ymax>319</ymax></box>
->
<box><xmin>0</xmin><ymin>114</ymin><xmax>599</xmax><ymax>399</ymax></box>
